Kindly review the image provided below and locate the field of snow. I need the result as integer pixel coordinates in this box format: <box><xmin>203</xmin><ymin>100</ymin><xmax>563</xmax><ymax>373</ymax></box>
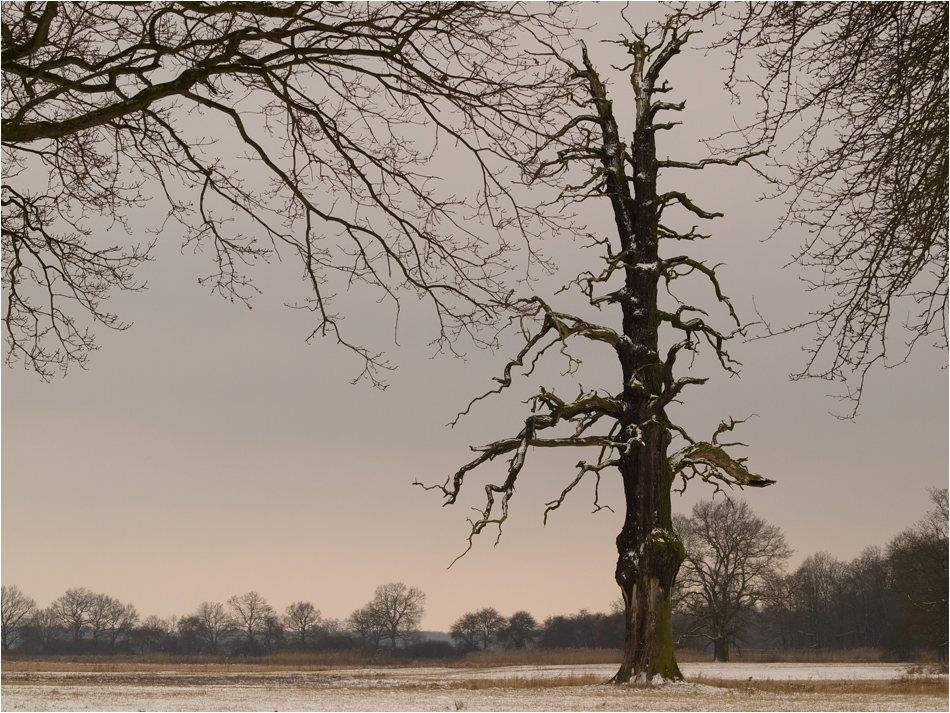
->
<box><xmin>2</xmin><ymin>663</ymin><xmax>946</xmax><ymax>711</ymax></box>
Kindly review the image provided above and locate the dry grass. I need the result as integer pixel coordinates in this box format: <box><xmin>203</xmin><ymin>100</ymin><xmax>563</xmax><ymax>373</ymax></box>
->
<box><xmin>456</xmin><ymin>646</ymin><xmax>944</xmax><ymax>667</ymax></box>
<box><xmin>0</xmin><ymin>649</ymin><xmax>622</xmax><ymax>673</ymax></box>
<box><xmin>1</xmin><ymin>650</ymin><xmax>368</xmax><ymax>673</ymax></box>
<box><xmin>453</xmin><ymin>648</ymin><xmax>621</xmax><ymax>668</ymax></box>
<box><xmin>688</xmin><ymin>672</ymin><xmax>949</xmax><ymax>697</ymax></box>
<box><xmin>3</xmin><ymin>663</ymin><xmax>946</xmax><ymax>712</ymax></box>
<box><xmin>674</xmin><ymin>647</ymin><xmax>894</xmax><ymax>663</ymax></box>
<box><xmin>454</xmin><ymin>672</ymin><xmax>608</xmax><ymax>689</ymax></box>
<box><xmin>3</xmin><ymin>646</ymin><xmax>942</xmax><ymax>674</ymax></box>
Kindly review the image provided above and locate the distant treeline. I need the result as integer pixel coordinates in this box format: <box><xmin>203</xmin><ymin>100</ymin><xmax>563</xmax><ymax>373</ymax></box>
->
<box><xmin>675</xmin><ymin>489</ymin><xmax>948</xmax><ymax>662</ymax></box>
<box><xmin>0</xmin><ymin>584</ymin><xmax>627</xmax><ymax>659</ymax></box>
<box><xmin>683</xmin><ymin>545</ymin><xmax>947</xmax><ymax>659</ymax></box>
<box><xmin>2</xmin><ymin>564</ymin><xmax>942</xmax><ymax>661</ymax></box>
<box><xmin>2</xmin><ymin>493</ymin><xmax>946</xmax><ymax>661</ymax></box>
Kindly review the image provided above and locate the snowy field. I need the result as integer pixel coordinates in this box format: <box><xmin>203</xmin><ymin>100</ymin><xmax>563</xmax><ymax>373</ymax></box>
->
<box><xmin>2</xmin><ymin>663</ymin><xmax>947</xmax><ymax>711</ymax></box>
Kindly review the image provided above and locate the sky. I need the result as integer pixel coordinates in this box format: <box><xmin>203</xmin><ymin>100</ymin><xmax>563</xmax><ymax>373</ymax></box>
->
<box><xmin>2</xmin><ymin>2</ymin><xmax>947</xmax><ymax>632</ymax></box>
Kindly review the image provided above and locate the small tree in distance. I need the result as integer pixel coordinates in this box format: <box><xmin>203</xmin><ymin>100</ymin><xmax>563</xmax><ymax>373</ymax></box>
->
<box><xmin>180</xmin><ymin>601</ymin><xmax>235</xmax><ymax>655</ymax></box>
<box><xmin>674</xmin><ymin>499</ymin><xmax>791</xmax><ymax>661</ymax></box>
<box><xmin>1</xmin><ymin>585</ymin><xmax>36</xmax><ymax>651</ymax></box>
<box><xmin>501</xmin><ymin>610</ymin><xmax>539</xmax><ymax>650</ymax></box>
<box><xmin>346</xmin><ymin>604</ymin><xmax>385</xmax><ymax>656</ymax></box>
<box><xmin>50</xmin><ymin>587</ymin><xmax>96</xmax><ymax>648</ymax></box>
<box><xmin>101</xmin><ymin>597</ymin><xmax>138</xmax><ymax>652</ymax></box>
<box><xmin>227</xmin><ymin>592</ymin><xmax>275</xmax><ymax>654</ymax></box>
<box><xmin>450</xmin><ymin>607</ymin><xmax>507</xmax><ymax>652</ymax></box>
<box><xmin>283</xmin><ymin>601</ymin><xmax>323</xmax><ymax>649</ymax></box>
<box><xmin>347</xmin><ymin>582</ymin><xmax>425</xmax><ymax>655</ymax></box>
<box><xmin>23</xmin><ymin>606</ymin><xmax>61</xmax><ymax>654</ymax></box>
<box><xmin>449</xmin><ymin>612</ymin><xmax>483</xmax><ymax>653</ymax></box>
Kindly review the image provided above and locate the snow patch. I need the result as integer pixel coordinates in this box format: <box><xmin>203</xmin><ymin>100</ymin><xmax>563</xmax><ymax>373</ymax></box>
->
<box><xmin>1</xmin><ymin>663</ymin><xmax>943</xmax><ymax>712</ymax></box>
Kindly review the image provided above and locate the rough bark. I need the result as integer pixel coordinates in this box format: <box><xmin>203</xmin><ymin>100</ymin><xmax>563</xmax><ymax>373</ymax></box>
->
<box><xmin>588</xmin><ymin>27</ymin><xmax>688</xmax><ymax>685</ymax></box>
<box><xmin>611</xmin><ymin>441</ymin><xmax>685</xmax><ymax>682</ymax></box>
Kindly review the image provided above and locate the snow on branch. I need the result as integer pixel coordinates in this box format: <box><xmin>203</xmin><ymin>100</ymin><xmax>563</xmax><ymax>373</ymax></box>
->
<box><xmin>449</xmin><ymin>295</ymin><xmax>622</xmax><ymax>425</ymax></box>
<box><xmin>671</xmin><ymin>417</ymin><xmax>774</xmax><ymax>492</ymax></box>
<box><xmin>416</xmin><ymin>384</ymin><xmax>627</xmax><ymax>564</ymax></box>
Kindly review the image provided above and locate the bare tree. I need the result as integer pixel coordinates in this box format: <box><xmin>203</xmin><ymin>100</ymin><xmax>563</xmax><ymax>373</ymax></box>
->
<box><xmin>350</xmin><ymin>582</ymin><xmax>425</xmax><ymax>653</ymax></box>
<box><xmin>227</xmin><ymin>591</ymin><xmax>275</xmax><ymax>653</ymax></box>
<box><xmin>917</xmin><ymin>488</ymin><xmax>950</xmax><ymax>543</ymax></box>
<box><xmin>713</xmin><ymin>2</ymin><xmax>948</xmax><ymax>415</ymax></box>
<box><xmin>761</xmin><ymin>494</ymin><xmax>946</xmax><ymax>656</ymax></box>
<box><xmin>450</xmin><ymin>607</ymin><xmax>506</xmax><ymax>652</ymax></box>
<box><xmin>372</xmin><ymin>582</ymin><xmax>426</xmax><ymax>652</ymax></box>
<box><xmin>87</xmin><ymin>592</ymin><xmax>136</xmax><ymax>651</ymax></box>
<box><xmin>419</xmin><ymin>8</ymin><xmax>773</xmax><ymax>683</ymax></box>
<box><xmin>86</xmin><ymin>592</ymin><xmax>114</xmax><ymax>651</ymax></box>
<box><xmin>102</xmin><ymin>599</ymin><xmax>139</xmax><ymax>651</ymax></box>
<box><xmin>260</xmin><ymin>612</ymin><xmax>285</xmax><ymax>652</ymax></box>
<box><xmin>448</xmin><ymin>611</ymin><xmax>483</xmax><ymax>653</ymax></box>
<box><xmin>346</xmin><ymin>603</ymin><xmax>385</xmax><ymax>656</ymax></box>
<box><xmin>283</xmin><ymin>600</ymin><xmax>322</xmax><ymax>649</ymax></box>
<box><xmin>50</xmin><ymin>587</ymin><xmax>96</xmax><ymax>647</ymax></box>
<box><xmin>19</xmin><ymin>605</ymin><xmax>65</xmax><ymax>654</ymax></box>
<box><xmin>132</xmin><ymin>615</ymin><xmax>174</xmax><ymax>654</ymax></box>
<box><xmin>1</xmin><ymin>1</ymin><xmax>580</xmax><ymax>383</ymax></box>
<box><xmin>500</xmin><ymin>610</ymin><xmax>538</xmax><ymax>650</ymax></box>
<box><xmin>837</xmin><ymin>547</ymin><xmax>894</xmax><ymax>651</ymax></box>
<box><xmin>23</xmin><ymin>606</ymin><xmax>60</xmax><ymax>654</ymax></box>
<box><xmin>181</xmin><ymin>601</ymin><xmax>236</xmax><ymax>654</ymax></box>
<box><xmin>887</xmin><ymin>488</ymin><xmax>949</xmax><ymax>652</ymax></box>
<box><xmin>1</xmin><ymin>584</ymin><xmax>36</xmax><ymax>651</ymax></box>
<box><xmin>673</xmin><ymin>499</ymin><xmax>791</xmax><ymax>662</ymax></box>
<box><xmin>471</xmin><ymin>607</ymin><xmax>507</xmax><ymax>651</ymax></box>
<box><xmin>782</xmin><ymin>551</ymin><xmax>849</xmax><ymax>651</ymax></box>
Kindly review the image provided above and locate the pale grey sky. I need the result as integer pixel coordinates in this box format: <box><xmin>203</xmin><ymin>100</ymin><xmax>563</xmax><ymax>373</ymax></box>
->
<box><xmin>2</xmin><ymin>2</ymin><xmax>946</xmax><ymax>631</ymax></box>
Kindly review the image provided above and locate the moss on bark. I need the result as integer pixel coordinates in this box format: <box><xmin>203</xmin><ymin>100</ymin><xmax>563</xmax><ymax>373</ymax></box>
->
<box><xmin>653</xmin><ymin>595</ymin><xmax>682</xmax><ymax>681</ymax></box>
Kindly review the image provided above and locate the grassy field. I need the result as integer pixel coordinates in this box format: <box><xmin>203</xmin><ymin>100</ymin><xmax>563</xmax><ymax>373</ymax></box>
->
<box><xmin>2</xmin><ymin>654</ymin><xmax>947</xmax><ymax>711</ymax></box>
<box><xmin>1</xmin><ymin>645</ymin><xmax>934</xmax><ymax>671</ymax></box>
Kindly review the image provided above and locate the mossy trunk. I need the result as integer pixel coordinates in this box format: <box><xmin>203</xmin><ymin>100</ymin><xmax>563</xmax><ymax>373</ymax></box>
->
<box><xmin>609</xmin><ymin>425</ymin><xmax>685</xmax><ymax>684</ymax></box>
<box><xmin>613</xmin><ymin>568</ymin><xmax>683</xmax><ymax>683</ymax></box>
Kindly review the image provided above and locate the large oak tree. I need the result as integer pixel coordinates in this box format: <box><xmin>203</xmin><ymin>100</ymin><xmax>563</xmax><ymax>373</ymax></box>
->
<box><xmin>420</xmin><ymin>9</ymin><xmax>774</xmax><ymax>683</ymax></box>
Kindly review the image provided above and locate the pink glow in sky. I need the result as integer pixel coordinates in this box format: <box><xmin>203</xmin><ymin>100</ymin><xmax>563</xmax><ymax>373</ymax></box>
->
<box><xmin>2</xmin><ymin>3</ymin><xmax>946</xmax><ymax>631</ymax></box>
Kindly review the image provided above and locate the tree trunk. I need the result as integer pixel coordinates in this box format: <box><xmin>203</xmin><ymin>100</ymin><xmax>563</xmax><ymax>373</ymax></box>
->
<box><xmin>713</xmin><ymin>636</ymin><xmax>730</xmax><ymax>662</ymax></box>
<box><xmin>603</xmin><ymin>35</ymin><xmax>687</xmax><ymax>683</ymax></box>
<box><xmin>609</xmin><ymin>425</ymin><xmax>685</xmax><ymax>683</ymax></box>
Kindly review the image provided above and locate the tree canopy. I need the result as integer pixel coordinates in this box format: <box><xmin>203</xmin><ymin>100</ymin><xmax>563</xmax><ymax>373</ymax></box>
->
<box><xmin>2</xmin><ymin>1</ymin><xmax>578</xmax><ymax>382</ymax></box>
<box><xmin>674</xmin><ymin>499</ymin><xmax>792</xmax><ymax>662</ymax></box>
<box><xmin>714</xmin><ymin>1</ymin><xmax>948</xmax><ymax>414</ymax></box>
